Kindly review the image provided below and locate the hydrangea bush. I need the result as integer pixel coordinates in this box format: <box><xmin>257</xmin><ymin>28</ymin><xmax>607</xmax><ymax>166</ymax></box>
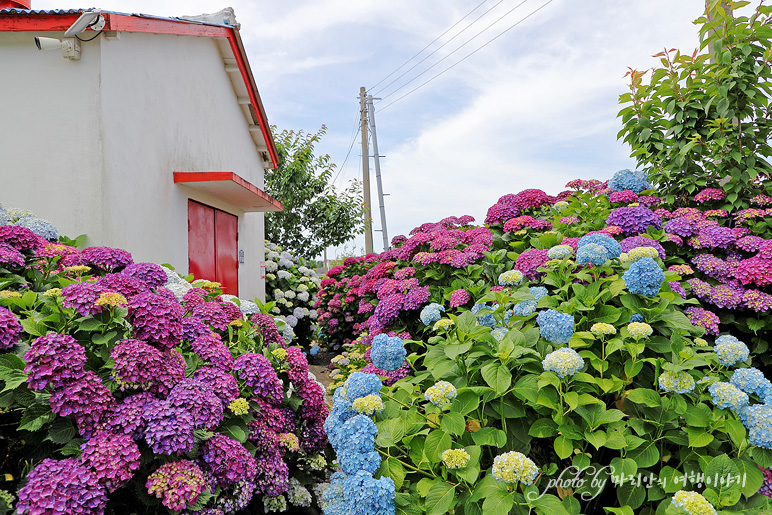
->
<box><xmin>263</xmin><ymin>241</ymin><xmax>322</xmax><ymax>347</ymax></box>
<box><xmin>316</xmin><ymin>173</ymin><xmax>772</xmax><ymax>515</ymax></box>
<box><xmin>0</xmin><ymin>215</ymin><xmax>333</xmax><ymax>514</ymax></box>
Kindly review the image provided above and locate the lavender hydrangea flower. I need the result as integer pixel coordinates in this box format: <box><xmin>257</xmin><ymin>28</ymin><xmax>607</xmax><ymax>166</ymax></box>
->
<box><xmin>0</xmin><ymin>306</ymin><xmax>22</xmax><ymax>350</ymax></box>
<box><xmin>142</xmin><ymin>400</ymin><xmax>196</xmax><ymax>455</ymax></box>
<box><xmin>80</xmin><ymin>432</ymin><xmax>141</xmax><ymax>492</ymax></box>
<box><xmin>121</xmin><ymin>262</ymin><xmax>167</xmax><ymax>288</ymax></box>
<box><xmin>17</xmin><ymin>458</ymin><xmax>107</xmax><ymax>515</ymax></box>
<box><xmin>167</xmin><ymin>378</ymin><xmax>224</xmax><ymax>430</ymax></box>
<box><xmin>103</xmin><ymin>392</ymin><xmax>157</xmax><ymax>439</ymax></box>
<box><xmin>254</xmin><ymin>447</ymin><xmax>290</xmax><ymax>497</ymax></box>
<box><xmin>127</xmin><ymin>292</ymin><xmax>184</xmax><ymax>349</ymax></box>
<box><xmin>606</xmin><ymin>206</ymin><xmax>661</xmax><ymax>235</ymax></box>
<box><xmin>620</xmin><ymin>236</ymin><xmax>666</xmax><ymax>259</ymax></box>
<box><xmin>193</xmin><ymin>366</ymin><xmax>240</xmax><ymax>407</ymax></box>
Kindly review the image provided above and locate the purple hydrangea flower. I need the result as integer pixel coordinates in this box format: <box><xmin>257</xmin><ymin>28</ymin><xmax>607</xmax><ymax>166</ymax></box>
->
<box><xmin>191</xmin><ymin>301</ymin><xmax>232</xmax><ymax>331</ymax></box>
<box><xmin>103</xmin><ymin>392</ymin><xmax>158</xmax><ymax>439</ymax></box>
<box><xmin>233</xmin><ymin>353</ymin><xmax>284</xmax><ymax>403</ymax></box>
<box><xmin>49</xmin><ymin>371</ymin><xmax>116</xmax><ymax>439</ymax></box>
<box><xmin>449</xmin><ymin>288</ymin><xmax>471</xmax><ymax>307</ymax></box>
<box><xmin>0</xmin><ymin>306</ymin><xmax>22</xmax><ymax>350</ymax></box>
<box><xmin>121</xmin><ymin>262</ymin><xmax>167</xmax><ymax>288</ymax></box>
<box><xmin>685</xmin><ymin>307</ymin><xmax>720</xmax><ymax>335</ymax></box>
<box><xmin>298</xmin><ymin>379</ymin><xmax>328</xmax><ymax>421</ymax></box>
<box><xmin>361</xmin><ymin>361</ymin><xmax>410</xmax><ymax>386</ymax></box>
<box><xmin>17</xmin><ymin>458</ymin><xmax>107</xmax><ymax>515</ymax></box>
<box><xmin>215</xmin><ymin>479</ymin><xmax>256</xmax><ymax>513</ymax></box>
<box><xmin>182</xmin><ymin>316</ymin><xmax>210</xmax><ymax>342</ymax></box>
<box><xmin>111</xmin><ymin>339</ymin><xmax>185</xmax><ymax>395</ymax></box>
<box><xmin>97</xmin><ymin>273</ymin><xmax>149</xmax><ymax>299</ymax></box>
<box><xmin>146</xmin><ymin>460</ymin><xmax>207</xmax><ymax>512</ymax></box>
<box><xmin>142</xmin><ymin>400</ymin><xmax>196</xmax><ymax>455</ymax></box>
<box><xmin>372</xmin><ymin>293</ymin><xmax>404</xmax><ymax>327</ymax></box>
<box><xmin>24</xmin><ymin>333</ymin><xmax>87</xmax><ymax>390</ymax></box>
<box><xmin>80</xmin><ymin>432</ymin><xmax>141</xmax><ymax>492</ymax></box>
<box><xmin>620</xmin><ymin>236</ymin><xmax>666</xmax><ymax>259</ymax></box>
<box><xmin>743</xmin><ymin>290</ymin><xmax>772</xmax><ymax>312</ymax></box>
<box><xmin>199</xmin><ymin>433</ymin><xmax>258</xmax><ymax>488</ymax></box>
<box><xmin>80</xmin><ymin>246</ymin><xmax>133</xmax><ymax>271</ymax></box>
<box><xmin>286</xmin><ymin>346</ymin><xmax>309</xmax><ymax>386</ymax></box>
<box><xmin>127</xmin><ymin>292</ymin><xmax>184</xmax><ymax>349</ymax></box>
<box><xmin>253</xmin><ymin>447</ymin><xmax>289</xmax><ymax>497</ymax></box>
<box><xmin>402</xmin><ymin>286</ymin><xmax>430</xmax><ymax>310</ymax></box>
<box><xmin>193</xmin><ymin>366</ymin><xmax>240</xmax><ymax>407</ymax></box>
<box><xmin>62</xmin><ymin>281</ymin><xmax>105</xmax><ymax>316</ymax></box>
<box><xmin>167</xmin><ymin>378</ymin><xmax>224</xmax><ymax>430</ymax></box>
<box><xmin>251</xmin><ymin>313</ymin><xmax>284</xmax><ymax>346</ymax></box>
<box><xmin>0</xmin><ymin>225</ymin><xmax>44</xmax><ymax>252</ymax></box>
<box><xmin>515</xmin><ymin>248</ymin><xmax>550</xmax><ymax>279</ymax></box>
<box><xmin>606</xmin><ymin>206</ymin><xmax>661</xmax><ymax>235</ymax></box>
<box><xmin>191</xmin><ymin>332</ymin><xmax>234</xmax><ymax>371</ymax></box>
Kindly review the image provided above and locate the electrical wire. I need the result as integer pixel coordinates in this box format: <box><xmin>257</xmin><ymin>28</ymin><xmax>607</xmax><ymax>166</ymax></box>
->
<box><xmin>369</xmin><ymin>0</ymin><xmax>497</xmax><ymax>94</ymax></box>
<box><xmin>378</xmin><ymin>0</ymin><xmax>555</xmax><ymax>112</ymax></box>
<box><xmin>377</xmin><ymin>0</ymin><xmax>529</xmax><ymax>102</ymax></box>
<box><xmin>333</xmin><ymin>115</ymin><xmax>363</xmax><ymax>187</ymax></box>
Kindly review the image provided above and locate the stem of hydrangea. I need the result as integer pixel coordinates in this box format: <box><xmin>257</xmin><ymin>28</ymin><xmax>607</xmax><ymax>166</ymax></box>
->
<box><xmin>380</xmin><ymin>391</ymin><xmax>436</xmax><ymax>426</ymax></box>
<box><xmin>376</xmin><ymin>448</ymin><xmax>437</xmax><ymax>479</ymax></box>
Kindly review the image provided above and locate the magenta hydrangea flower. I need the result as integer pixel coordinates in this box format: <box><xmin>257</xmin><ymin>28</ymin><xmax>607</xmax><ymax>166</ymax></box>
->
<box><xmin>24</xmin><ymin>333</ymin><xmax>86</xmax><ymax>390</ymax></box>
<box><xmin>142</xmin><ymin>400</ymin><xmax>196</xmax><ymax>455</ymax></box>
<box><xmin>199</xmin><ymin>433</ymin><xmax>258</xmax><ymax>488</ymax></box>
<box><xmin>80</xmin><ymin>246</ymin><xmax>133</xmax><ymax>271</ymax></box>
<box><xmin>0</xmin><ymin>225</ymin><xmax>44</xmax><ymax>252</ymax></box>
<box><xmin>0</xmin><ymin>306</ymin><xmax>22</xmax><ymax>350</ymax></box>
<box><xmin>450</xmin><ymin>288</ymin><xmax>471</xmax><ymax>307</ymax></box>
<box><xmin>298</xmin><ymin>379</ymin><xmax>328</xmax><ymax>421</ymax></box>
<box><xmin>147</xmin><ymin>460</ymin><xmax>207</xmax><ymax>512</ymax></box>
<box><xmin>190</xmin><ymin>301</ymin><xmax>231</xmax><ymax>331</ymax></box>
<box><xmin>167</xmin><ymin>378</ymin><xmax>224</xmax><ymax>430</ymax></box>
<box><xmin>403</xmin><ymin>286</ymin><xmax>430</xmax><ymax>310</ymax></box>
<box><xmin>193</xmin><ymin>366</ymin><xmax>240</xmax><ymax>407</ymax></box>
<box><xmin>609</xmin><ymin>190</ymin><xmax>639</xmax><ymax>203</ymax></box>
<box><xmin>110</xmin><ymin>339</ymin><xmax>184</xmax><ymax>395</ymax></box>
<box><xmin>191</xmin><ymin>332</ymin><xmax>234</xmax><ymax>371</ymax></box>
<box><xmin>49</xmin><ymin>371</ymin><xmax>117</xmax><ymax>439</ymax></box>
<box><xmin>736</xmin><ymin>235</ymin><xmax>766</xmax><ymax>253</ymax></box>
<box><xmin>233</xmin><ymin>353</ymin><xmax>284</xmax><ymax>403</ymax></box>
<box><xmin>694</xmin><ymin>187</ymin><xmax>726</xmax><ymax>203</ymax></box>
<box><xmin>0</xmin><ymin>243</ymin><xmax>24</xmax><ymax>267</ymax></box>
<box><xmin>515</xmin><ymin>248</ymin><xmax>550</xmax><ymax>279</ymax></box>
<box><xmin>249</xmin><ymin>419</ymin><xmax>279</xmax><ymax>452</ymax></box>
<box><xmin>62</xmin><ymin>281</ymin><xmax>105</xmax><ymax>316</ymax></box>
<box><xmin>251</xmin><ymin>312</ymin><xmax>284</xmax><ymax>347</ymax></box>
<box><xmin>17</xmin><ymin>458</ymin><xmax>107</xmax><ymax>515</ymax></box>
<box><xmin>182</xmin><ymin>316</ymin><xmax>210</xmax><ymax>342</ymax></box>
<box><xmin>685</xmin><ymin>307</ymin><xmax>720</xmax><ymax>336</ymax></box>
<box><xmin>285</xmin><ymin>346</ymin><xmax>309</xmax><ymax>386</ymax></box>
<box><xmin>361</xmin><ymin>360</ymin><xmax>410</xmax><ymax>386</ymax></box>
<box><xmin>103</xmin><ymin>392</ymin><xmax>157</xmax><ymax>439</ymax></box>
<box><xmin>559</xmin><ymin>216</ymin><xmax>579</xmax><ymax>225</ymax></box>
<box><xmin>182</xmin><ymin>287</ymin><xmax>209</xmax><ymax>307</ymax></box>
<box><xmin>121</xmin><ymin>262</ymin><xmax>167</xmax><ymax>288</ymax></box>
<box><xmin>485</xmin><ymin>201</ymin><xmax>520</xmax><ymax>225</ymax></box>
<box><xmin>80</xmin><ymin>432</ymin><xmax>140</xmax><ymax>492</ymax></box>
<box><xmin>127</xmin><ymin>292</ymin><xmax>184</xmax><ymax>349</ymax></box>
<box><xmin>605</xmin><ymin>206</ymin><xmax>661</xmax><ymax>235</ymax></box>
<box><xmin>736</xmin><ymin>257</ymin><xmax>772</xmax><ymax>287</ymax></box>
<box><xmin>97</xmin><ymin>273</ymin><xmax>149</xmax><ymax>299</ymax></box>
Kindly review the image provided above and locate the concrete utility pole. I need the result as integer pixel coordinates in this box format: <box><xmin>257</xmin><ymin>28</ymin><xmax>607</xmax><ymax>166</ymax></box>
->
<box><xmin>360</xmin><ymin>86</ymin><xmax>373</xmax><ymax>255</ymax></box>
<box><xmin>366</xmin><ymin>94</ymin><xmax>389</xmax><ymax>252</ymax></box>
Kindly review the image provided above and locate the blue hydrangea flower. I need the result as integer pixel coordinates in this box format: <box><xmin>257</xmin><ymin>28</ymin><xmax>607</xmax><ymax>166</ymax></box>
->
<box><xmin>742</xmin><ymin>404</ymin><xmax>772</xmax><ymax>449</ymax></box>
<box><xmin>529</xmin><ymin>287</ymin><xmax>548</xmax><ymax>301</ymax></box>
<box><xmin>370</xmin><ymin>335</ymin><xmax>406</xmax><ymax>372</ymax></box>
<box><xmin>577</xmin><ymin>233</ymin><xmax>621</xmax><ymax>259</ymax></box>
<box><xmin>576</xmin><ymin>243</ymin><xmax>609</xmax><ymax>266</ymax></box>
<box><xmin>471</xmin><ymin>302</ymin><xmax>496</xmax><ymax>328</ymax></box>
<box><xmin>420</xmin><ymin>303</ymin><xmax>445</xmax><ymax>326</ymax></box>
<box><xmin>542</xmin><ymin>347</ymin><xmax>584</xmax><ymax>378</ymax></box>
<box><xmin>608</xmin><ymin>169</ymin><xmax>651</xmax><ymax>193</ymax></box>
<box><xmin>730</xmin><ymin>368</ymin><xmax>772</xmax><ymax>400</ymax></box>
<box><xmin>536</xmin><ymin>309</ymin><xmax>574</xmax><ymax>344</ymax></box>
<box><xmin>623</xmin><ymin>256</ymin><xmax>665</xmax><ymax>297</ymax></box>
<box><xmin>344</xmin><ymin>373</ymin><xmax>383</xmax><ymax>401</ymax></box>
<box><xmin>338</xmin><ymin>415</ymin><xmax>377</xmax><ymax>454</ymax></box>
<box><xmin>15</xmin><ymin>216</ymin><xmax>59</xmax><ymax>241</ymax></box>
<box><xmin>629</xmin><ymin>314</ymin><xmax>644</xmax><ymax>323</ymax></box>
<box><xmin>513</xmin><ymin>300</ymin><xmax>536</xmax><ymax>317</ymax></box>
<box><xmin>715</xmin><ymin>335</ymin><xmax>750</xmax><ymax>367</ymax></box>
<box><xmin>708</xmin><ymin>382</ymin><xmax>749</xmax><ymax>412</ymax></box>
<box><xmin>343</xmin><ymin>471</ymin><xmax>396</xmax><ymax>515</ymax></box>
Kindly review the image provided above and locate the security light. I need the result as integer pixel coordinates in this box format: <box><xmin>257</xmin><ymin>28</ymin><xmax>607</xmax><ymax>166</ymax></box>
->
<box><xmin>34</xmin><ymin>36</ymin><xmax>81</xmax><ymax>60</ymax></box>
<box><xmin>63</xmin><ymin>9</ymin><xmax>105</xmax><ymax>38</ymax></box>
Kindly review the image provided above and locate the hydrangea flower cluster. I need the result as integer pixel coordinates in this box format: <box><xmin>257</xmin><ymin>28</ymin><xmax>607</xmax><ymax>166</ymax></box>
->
<box><xmin>420</xmin><ymin>303</ymin><xmax>445</xmax><ymax>326</ymax></box>
<box><xmin>671</xmin><ymin>490</ymin><xmax>717</xmax><ymax>515</ymax></box>
<box><xmin>491</xmin><ymin>451</ymin><xmax>539</xmax><ymax>485</ymax></box>
<box><xmin>146</xmin><ymin>460</ymin><xmax>207</xmax><ymax>511</ymax></box>
<box><xmin>441</xmin><ymin>449</ymin><xmax>471</xmax><ymax>469</ymax></box>
<box><xmin>498</xmin><ymin>269</ymin><xmax>524</xmax><ymax>286</ymax></box>
<box><xmin>578</xmin><ymin>233</ymin><xmax>622</xmax><ymax>259</ymax></box>
<box><xmin>576</xmin><ymin>242</ymin><xmax>609</xmax><ymax>266</ymax></box>
<box><xmin>16</xmin><ymin>458</ymin><xmax>107</xmax><ymax>515</ymax></box>
<box><xmin>542</xmin><ymin>347</ymin><xmax>584</xmax><ymax>378</ymax></box>
<box><xmin>536</xmin><ymin>309</ymin><xmax>574</xmax><ymax>344</ymax></box>
<box><xmin>605</xmin><ymin>206</ymin><xmax>661</xmax><ymax>235</ymax></box>
<box><xmin>623</xmin><ymin>256</ymin><xmax>665</xmax><ymax>297</ymax></box>
<box><xmin>370</xmin><ymin>333</ymin><xmax>406</xmax><ymax>371</ymax></box>
<box><xmin>450</xmin><ymin>288</ymin><xmax>471</xmax><ymax>307</ymax></box>
<box><xmin>0</xmin><ymin>306</ymin><xmax>22</xmax><ymax>350</ymax></box>
<box><xmin>627</xmin><ymin>322</ymin><xmax>653</xmax><ymax>339</ymax></box>
<box><xmin>424</xmin><ymin>380</ymin><xmax>457</xmax><ymax>408</ymax></box>
<box><xmin>658</xmin><ymin>370</ymin><xmax>695</xmax><ymax>394</ymax></box>
<box><xmin>608</xmin><ymin>169</ymin><xmax>650</xmax><ymax>193</ymax></box>
<box><xmin>708</xmin><ymin>382</ymin><xmax>749</xmax><ymax>412</ymax></box>
<box><xmin>714</xmin><ymin>335</ymin><xmax>750</xmax><ymax>366</ymax></box>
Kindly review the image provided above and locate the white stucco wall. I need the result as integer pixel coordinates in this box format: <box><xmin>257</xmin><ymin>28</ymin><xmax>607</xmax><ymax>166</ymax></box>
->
<box><xmin>0</xmin><ymin>31</ymin><xmax>105</xmax><ymax>241</ymax></box>
<box><xmin>0</xmin><ymin>28</ymin><xmax>267</xmax><ymax>300</ymax></box>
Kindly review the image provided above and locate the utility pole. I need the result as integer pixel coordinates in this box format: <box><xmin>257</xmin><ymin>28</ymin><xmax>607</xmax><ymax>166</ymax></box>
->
<box><xmin>360</xmin><ymin>86</ymin><xmax>373</xmax><ymax>254</ymax></box>
<box><xmin>366</xmin><ymin>94</ymin><xmax>389</xmax><ymax>252</ymax></box>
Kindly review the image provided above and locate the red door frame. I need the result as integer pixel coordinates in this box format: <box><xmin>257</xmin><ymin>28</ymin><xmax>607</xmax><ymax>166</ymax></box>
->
<box><xmin>187</xmin><ymin>200</ymin><xmax>239</xmax><ymax>296</ymax></box>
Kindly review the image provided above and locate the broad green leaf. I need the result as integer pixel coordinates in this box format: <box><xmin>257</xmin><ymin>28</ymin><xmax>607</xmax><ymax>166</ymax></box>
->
<box><xmin>683</xmin><ymin>403</ymin><xmax>711</xmax><ymax>427</ymax></box>
<box><xmin>554</xmin><ymin>435</ymin><xmax>573</xmax><ymax>459</ymax></box>
<box><xmin>451</xmin><ymin>390</ymin><xmax>480</xmax><ymax>416</ymax></box>
<box><xmin>18</xmin><ymin>402</ymin><xmax>55</xmax><ymax>432</ymax></box>
<box><xmin>529</xmin><ymin>419</ymin><xmax>558</xmax><ymax>438</ymax></box>
<box><xmin>626</xmin><ymin>388</ymin><xmax>661</xmax><ymax>408</ymax></box>
<box><xmin>736</xmin><ymin>458</ymin><xmax>764</xmax><ymax>498</ymax></box>
<box><xmin>47</xmin><ymin>417</ymin><xmax>77</xmax><ymax>445</ymax></box>
<box><xmin>530</xmin><ymin>493</ymin><xmax>570</xmax><ymax>515</ymax></box>
<box><xmin>424</xmin><ymin>430</ymin><xmax>452</xmax><ymax>463</ymax></box>
<box><xmin>426</xmin><ymin>482</ymin><xmax>455</xmax><ymax>515</ymax></box>
<box><xmin>440</xmin><ymin>412</ymin><xmax>465</xmax><ymax>436</ymax></box>
<box><xmin>482</xmin><ymin>488</ymin><xmax>515</xmax><ymax>515</ymax></box>
<box><xmin>687</xmin><ymin>428</ymin><xmax>714</xmax><ymax>448</ymax></box>
<box><xmin>724</xmin><ymin>419</ymin><xmax>746</xmax><ymax>447</ymax></box>
<box><xmin>617</xmin><ymin>482</ymin><xmax>646</xmax><ymax>510</ymax></box>
<box><xmin>471</xmin><ymin>427</ymin><xmax>507</xmax><ymax>448</ymax></box>
<box><xmin>627</xmin><ymin>441</ymin><xmax>659</xmax><ymax>468</ymax></box>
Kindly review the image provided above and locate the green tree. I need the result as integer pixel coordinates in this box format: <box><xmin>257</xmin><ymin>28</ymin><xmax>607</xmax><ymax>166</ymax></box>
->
<box><xmin>618</xmin><ymin>0</ymin><xmax>772</xmax><ymax>209</ymax></box>
<box><xmin>264</xmin><ymin>125</ymin><xmax>365</xmax><ymax>259</ymax></box>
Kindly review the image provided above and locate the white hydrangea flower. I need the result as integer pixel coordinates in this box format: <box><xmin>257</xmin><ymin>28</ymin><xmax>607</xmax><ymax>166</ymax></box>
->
<box><xmin>265</xmin><ymin>260</ymin><xmax>278</xmax><ymax>272</ymax></box>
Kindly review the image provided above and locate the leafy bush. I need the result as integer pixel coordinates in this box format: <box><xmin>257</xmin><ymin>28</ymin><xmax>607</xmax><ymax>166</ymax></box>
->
<box><xmin>0</xmin><ymin>206</ymin><xmax>332</xmax><ymax>514</ymax></box>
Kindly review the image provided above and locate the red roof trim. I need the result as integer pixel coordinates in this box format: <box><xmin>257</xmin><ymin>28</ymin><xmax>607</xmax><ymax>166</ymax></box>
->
<box><xmin>0</xmin><ymin>10</ymin><xmax>279</xmax><ymax>168</ymax></box>
<box><xmin>174</xmin><ymin>171</ymin><xmax>283</xmax><ymax>212</ymax></box>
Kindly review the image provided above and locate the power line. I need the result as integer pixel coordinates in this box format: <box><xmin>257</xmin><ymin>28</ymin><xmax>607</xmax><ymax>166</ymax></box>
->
<box><xmin>378</xmin><ymin>0</ymin><xmax>530</xmax><ymax>102</ymax></box>
<box><xmin>370</xmin><ymin>0</ymin><xmax>503</xmax><ymax>96</ymax></box>
<box><xmin>379</xmin><ymin>0</ymin><xmax>555</xmax><ymax>112</ymax></box>
<box><xmin>333</xmin><ymin>114</ymin><xmax>361</xmax><ymax>187</ymax></box>
<box><xmin>369</xmin><ymin>0</ymin><xmax>490</xmax><ymax>91</ymax></box>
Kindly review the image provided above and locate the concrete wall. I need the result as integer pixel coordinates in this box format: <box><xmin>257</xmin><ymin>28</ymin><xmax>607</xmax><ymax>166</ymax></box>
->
<box><xmin>0</xmin><ymin>31</ymin><xmax>105</xmax><ymax>241</ymax></box>
<box><xmin>0</xmin><ymin>30</ymin><xmax>267</xmax><ymax>300</ymax></box>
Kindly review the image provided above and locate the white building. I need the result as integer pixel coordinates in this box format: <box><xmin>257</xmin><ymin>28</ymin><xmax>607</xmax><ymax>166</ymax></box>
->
<box><xmin>0</xmin><ymin>2</ymin><xmax>281</xmax><ymax>300</ymax></box>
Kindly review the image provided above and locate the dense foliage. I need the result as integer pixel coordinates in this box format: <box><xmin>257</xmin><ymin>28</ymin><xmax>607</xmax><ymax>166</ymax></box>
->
<box><xmin>316</xmin><ymin>171</ymin><xmax>772</xmax><ymax>515</ymax></box>
<box><xmin>264</xmin><ymin>126</ymin><xmax>365</xmax><ymax>260</ymax></box>
<box><xmin>0</xmin><ymin>205</ymin><xmax>332</xmax><ymax>514</ymax></box>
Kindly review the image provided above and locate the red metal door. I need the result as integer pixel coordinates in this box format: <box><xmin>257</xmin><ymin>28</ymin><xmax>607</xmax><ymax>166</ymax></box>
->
<box><xmin>188</xmin><ymin>200</ymin><xmax>216</xmax><ymax>283</ymax></box>
<box><xmin>215</xmin><ymin>210</ymin><xmax>238</xmax><ymax>296</ymax></box>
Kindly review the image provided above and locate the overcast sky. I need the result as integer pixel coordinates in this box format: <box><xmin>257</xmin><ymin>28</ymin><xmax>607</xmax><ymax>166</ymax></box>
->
<box><xmin>36</xmin><ymin>0</ymin><xmax>712</xmax><ymax>254</ymax></box>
